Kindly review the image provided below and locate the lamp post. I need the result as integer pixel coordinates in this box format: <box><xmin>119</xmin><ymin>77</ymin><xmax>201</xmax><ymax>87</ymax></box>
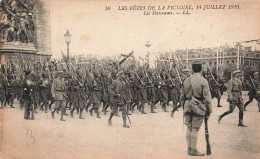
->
<box><xmin>64</xmin><ymin>30</ymin><xmax>71</xmax><ymax>62</ymax></box>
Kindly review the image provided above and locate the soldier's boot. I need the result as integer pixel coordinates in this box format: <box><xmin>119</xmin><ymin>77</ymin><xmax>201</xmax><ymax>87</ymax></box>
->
<box><xmin>123</xmin><ymin>115</ymin><xmax>130</xmax><ymax>128</ymax></box>
<box><xmin>10</xmin><ymin>102</ymin><xmax>15</xmax><ymax>108</ymax></box>
<box><xmin>60</xmin><ymin>108</ymin><xmax>65</xmax><ymax>121</ymax></box>
<box><xmin>70</xmin><ymin>108</ymin><xmax>74</xmax><ymax>118</ymax></box>
<box><xmin>79</xmin><ymin>109</ymin><xmax>85</xmax><ymax>119</ymax></box>
<box><xmin>238</xmin><ymin>113</ymin><xmax>247</xmax><ymax>127</ymax></box>
<box><xmin>127</xmin><ymin>103</ymin><xmax>132</xmax><ymax>115</ymax></box>
<box><xmin>258</xmin><ymin>101</ymin><xmax>260</xmax><ymax>112</ymax></box>
<box><xmin>108</xmin><ymin>112</ymin><xmax>114</xmax><ymax>126</ymax></box>
<box><xmin>170</xmin><ymin>106</ymin><xmax>178</xmax><ymax>118</ymax></box>
<box><xmin>244</xmin><ymin>99</ymin><xmax>252</xmax><ymax>111</ymax></box>
<box><xmin>51</xmin><ymin>110</ymin><xmax>55</xmax><ymax>119</ymax></box>
<box><xmin>163</xmin><ymin>103</ymin><xmax>168</xmax><ymax>112</ymax></box>
<box><xmin>141</xmin><ymin>103</ymin><xmax>147</xmax><ymax>114</ymax></box>
<box><xmin>0</xmin><ymin>102</ymin><xmax>4</xmax><ymax>109</ymax></box>
<box><xmin>40</xmin><ymin>103</ymin><xmax>44</xmax><ymax>111</ymax></box>
<box><xmin>217</xmin><ymin>99</ymin><xmax>223</xmax><ymax>107</ymax></box>
<box><xmin>189</xmin><ymin>129</ymin><xmax>204</xmax><ymax>156</ymax></box>
<box><xmin>218</xmin><ymin>111</ymin><xmax>231</xmax><ymax>124</ymax></box>
<box><xmin>97</xmin><ymin>112</ymin><xmax>101</xmax><ymax>118</ymax></box>
<box><xmin>89</xmin><ymin>108</ymin><xmax>93</xmax><ymax>116</ymax></box>
<box><xmin>77</xmin><ymin>108</ymin><xmax>79</xmax><ymax>114</ymax></box>
<box><xmin>31</xmin><ymin>111</ymin><xmax>35</xmax><ymax>120</ymax></box>
<box><xmin>44</xmin><ymin>104</ymin><xmax>48</xmax><ymax>113</ymax></box>
<box><xmin>150</xmin><ymin>102</ymin><xmax>156</xmax><ymax>113</ymax></box>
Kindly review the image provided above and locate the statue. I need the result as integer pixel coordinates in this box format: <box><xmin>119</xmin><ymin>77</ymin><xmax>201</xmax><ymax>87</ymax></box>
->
<box><xmin>0</xmin><ymin>0</ymin><xmax>35</xmax><ymax>43</ymax></box>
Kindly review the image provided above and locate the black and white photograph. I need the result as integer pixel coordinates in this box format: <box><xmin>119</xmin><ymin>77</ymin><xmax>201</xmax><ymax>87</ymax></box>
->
<box><xmin>0</xmin><ymin>0</ymin><xmax>259</xmax><ymax>159</ymax></box>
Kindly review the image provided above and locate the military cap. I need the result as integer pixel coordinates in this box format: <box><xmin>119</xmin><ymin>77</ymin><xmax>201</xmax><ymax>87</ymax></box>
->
<box><xmin>232</xmin><ymin>69</ymin><xmax>241</xmax><ymax>75</ymax></box>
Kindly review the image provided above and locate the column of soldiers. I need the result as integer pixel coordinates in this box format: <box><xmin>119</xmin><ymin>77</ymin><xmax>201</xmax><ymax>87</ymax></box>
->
<box><xmin>0</xmin><ymin>61</ymin><xmax>259</xmax><ymax>127</ymax></box>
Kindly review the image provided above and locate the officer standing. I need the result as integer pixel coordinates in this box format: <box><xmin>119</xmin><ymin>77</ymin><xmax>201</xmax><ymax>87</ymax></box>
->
<box><xmin>179</xmin><ymin>61</ymin><xmax>212</xmax><ymax>156</ymax></box>
<box><xmin>108</xmin><ymin>70</ymin><xmax>130</xmax><ymax>128</ymax></box>
<box><xmin>218</xmin><ymin>70</ymin><xmax>247</xmax><ymax>127</ymax></box>
<box><xmin>51</xmin><ymin>71</ymin><xmax>67</xmax><ymax>121</ymax></box>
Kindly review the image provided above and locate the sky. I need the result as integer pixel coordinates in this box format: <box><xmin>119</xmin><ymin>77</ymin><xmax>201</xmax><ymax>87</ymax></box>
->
<box><xmin>49</xmin><ymin>0</ymin><xmax>260</xmax><ymax>59</ymax></box>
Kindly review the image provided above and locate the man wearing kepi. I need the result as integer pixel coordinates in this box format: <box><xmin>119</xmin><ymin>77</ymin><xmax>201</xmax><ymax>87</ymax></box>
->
<box><xmin>180</xmin><ymin>61</ymin><xmax>212</xmax><ymax>156</ymax></box>
<box><xmin>51</xmin><ymin>70</ymin><xmax>67</xmax><ymax>121</ymax></box>
<box><xmin>108</xmin><ymin>70</ymin><xmax>130</xmax><ymax>128</ymax></box>
<box><xmin>218</xmin><ymin>69</ymin><xmax>247</xmax><ymax>127</ymax></box>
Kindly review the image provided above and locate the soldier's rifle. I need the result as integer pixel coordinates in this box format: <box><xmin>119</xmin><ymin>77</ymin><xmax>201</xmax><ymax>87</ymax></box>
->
<box><xmin>249</xmin><ymin>75</ymin><xmax>257</xmax><ymax>92</ymax></box>
<box><xmin>172</xmin><ymin>57</ymin><xmax>183</xmax><ymax>85</ymax></box>
<box><xmin>205</xmin><ymin>60</ymin><xmax>219</xmax><ymax>85</ymax></box>
<box><xmin>204</xmin><ymin>115</ymin><xmax>211</xmax><ymax>155</ymax></box>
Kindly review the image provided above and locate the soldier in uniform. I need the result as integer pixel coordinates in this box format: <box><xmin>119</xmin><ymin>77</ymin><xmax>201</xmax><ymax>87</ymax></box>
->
<box><xmin>124</xmin><ymin>70</ymin><xmax>134</xmax><ymax>115</ymax></box>
<box><xmin>156</xmin><ymin>70</ymin><xmax>169</xmax><ymax>112</ymax></box>
<box><xmin>108</xmin><ymin>70</ymin><xmax>130</xmax><ymax>128</ymax></box>
<box><xmin>88</xmin><ymin>70</ymin><xmax>102</xmax><ymax>118</ymax></box>
<box><xmin>168</xmin><ymin>70</ymin><xmax>181</xmax><ymax>115</ymax></box>
<box><xmin>179</xmin><ymin>61</ymin><xmax>212</xmax><ymax>156</ymax></box>
<box><xmin>218</xmin><ymin>70</ymin><xmax>247</xmax><ymax>127</ymax></box>
<box><xmin>101</xmin><ymin>70</ymin><xmax>112</xmax><ymax>115</ymax></box>
<box><xmin>133</xmin><ymin>69</ymin><xmax>148</xmax><ymax>114</ymax></box>
<box><xmin>70</xmin><ymin>69</ymin><xmax>86</xmax><ymax>119</ymax></box>
<box><xmin>244</xmin><ymin>72</ymin><xmax>260</xmax><ymax>111</ymax></box>
<box><xmin>51</xmin><ymin>71</ymin><xmax>67</xmax><ymax>121</ymax></box>
<box><xmin>39</xmin><ymin>72</ymin><xmax>50</xmax><ymax>113</ymax></box>
<box><xmin>0</xmin><ymin>73</ymin><xmax>7</xmax><ymax>109</ymax></box>
<box><xmin>23</xmin><ymin>70</ymin><xmax>34</xmax><ymax>120</ymax></box>
<box><xmin>6</xmin><ymin>74</ymin><xmax>16</xmax><ymax>108</ymax></box>
<box><xmin>146</xmin><ymin>68</ymin><xmax>157</xmax><ymax>113</ymax></box>
<box><xmin>208</xmin><ymin>76</ymin><xmax>223</xmax><ymax>107</ymax></box>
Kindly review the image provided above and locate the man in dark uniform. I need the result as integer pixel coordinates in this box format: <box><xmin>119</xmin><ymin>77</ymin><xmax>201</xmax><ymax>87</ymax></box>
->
<box><xmin>244</xmin><ymin>72</ymin><xmax>260</xmax><ymax>111</ymax></box>
<box><xmin>146</xmin><ymin>68</ymin><xmax>157</xmax><ymax>113</ymax></box>
<box><xmin>6</xmin><ymin>74</ymin><xmax>16</xmax><ymax>108</ymax></box>
<box><xmin>167</xmin><ymin>70</ymin><xmax>181</xmax><ymax>113</ymax></box>
<box><xmin>88</xmin><ymin>70</ymin><xmax>102</xmax><ymax>118</ymax></box>
<box><xmin>208</xmin><ymin>76</ymin><xmax>223</xmax><ymax>107</ymax></box>
<box><xmin>133</xmin><ymin>69</ymin><xmax>148</xmax><ymax>114</ymax></box>
<box><xmin>156</xmin><ymin>70</ymin><xmax>168</xmax><ymax>112</ymax></box>
<box><xmin>39</xmin><ymin>72</ymin><xmax>50</xmax><ymax>113</ymax></box>
<box><xmin>108</xmin><ymin>70</ymin><xmax>130</xmax><ymax>128</ymax></box>
<box><xmin>51</xmin><ymin>71</ymin><xmax>67</xmax><ymax>121</ymax></box>
<box><xmin>23</xmin><ymin>70</ymin><xmax>35</xmax><ymax>120</ymax></box>
<box><xmin>179</xmin><ymin>61</ymin><xmax>212</xmax><ymax>156</ymax></box>
<box><xmin>70</xmin><ymin>69</ymin><xmax>86</xmax><ymax>119</ymax></box>
<box><xmin>218</xmin><ymin>70</ymin><xmax>247</xmax><ymax>127</ymax></box>
<box><xmin>0</xmin><ymin>73</ymin><xmax>7</xmax><ymax>109</ymax></box>
<box><xmin>101</xmin><ymin>70</ymin><xmax>112</xmax><ymax>115</ymax></box>
<box><xmin>124</xmin><ymin>70</ymin><xmax>134</xmax><ymax>115</ymax></box>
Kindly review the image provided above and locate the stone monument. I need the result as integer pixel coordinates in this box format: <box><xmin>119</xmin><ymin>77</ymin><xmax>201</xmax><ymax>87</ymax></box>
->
<box><xmin>0</xmin><ymin>0</ymin><xmax>51</xmax><ymax>66</ymax></box>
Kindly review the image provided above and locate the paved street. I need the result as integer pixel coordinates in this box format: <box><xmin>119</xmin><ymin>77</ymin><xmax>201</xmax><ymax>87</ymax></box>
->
<box><xmin>0</xmin><ymin>92</ymin><xmax>260</xmax><ymax>159</ymax></box>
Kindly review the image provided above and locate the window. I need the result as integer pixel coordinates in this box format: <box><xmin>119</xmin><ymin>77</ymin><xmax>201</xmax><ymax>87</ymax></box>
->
<box><xmin>203</xmin><ymin>62</ymin><xmax>205</xmax><ymax>65</ymax></box>
<box><xmin>227</xmin><ymin>61</ymin><xmax>229</xmax><ymax>65</ymax></box>
<box><xmin>214</xmin><ymin>62</ymin><xmax>217</xmax><ymax>66</ymax></box>
<box><xmin>232</xmin><ymin>60</ymin><xmax>234</xmax><ymax>64</ymax></box>
<box><xmin>209</xmin><ymin>62</ymin><xmax>212</xmax><ymax>66</ymax></box>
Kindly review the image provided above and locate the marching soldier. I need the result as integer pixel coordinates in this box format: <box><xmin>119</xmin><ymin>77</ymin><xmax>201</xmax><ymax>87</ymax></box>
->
<box><xmin>124</xmin><ymin>70</ymin><xmax>134</xmax><ymax>115</ymax></box>
<box><xmin>6</xmin><ymin>74</ymin><xmax>16</xmax><ymax>108</ymax></box>
<box><xmin>51</xmin><ymin>71</ymin><xmax>67</xmax><ymax>121</ymax></box>
<box><xmin>168</xmin><ymin>70</ymin><xmax>181</xmax><ymax>115</ymax></box>
<box><xmin>156</xmin><ymin>70</ymin><xmax>168</xmax><ymax>112</ymax></box>
<box><xmin>88</xmin><ymin>70</ymin><xmax>103</xmax><ymax>118</ymax></box>
<box><xmin>133</xmin><ymin>69</ymin><xmax>148</xmax><ymax>114</ymax></box>
<box><xmin>101</xmin><ymin>70</ymin><xmax>112</xmax><ymax>115</ymax></box>
<box><xmin>208</xmin><ymin>76</ymin><xmax>223</xmax><ymax>107</ymax></box>
<box><xmin>0</xmin><ymin>73</ymin><xmax>7</xmax><ymax>109</ymax></box>
<box><xmin>70</xmin><ymin>69</ymin><xmax>86</xmax><ymax>119</ymax></box>
<box><xmin>218</xmin><ymin>70</ymin><xmax>247</xmax><ymax>127</ymax></box>
<box><xmin>179</xmin><ymin>61</ymin><xmax>212</xmax><ymax>156</ymax></box>
<box><xmin>23</xmin><ymin>70</ymin><xmax>35</xmax><ymax>120</ymax></box>
<box><xmin>146</xmin><ymin>68</ymin><xmax>157</xmax><ymax>113</ymax></box>
<box><xmin>39</xmin><ymin>72</ymin><xmax>50</xmax><ymax>113</ymax></box>
<box><xmin>244</xmin><ymin>72</ymin><xmax>260</xmax><ymax>111</ymax></box>
<box><xmin>108</xmin><ymin>70</ymin><xmax>130</xmax><ymax>128</ymax></box>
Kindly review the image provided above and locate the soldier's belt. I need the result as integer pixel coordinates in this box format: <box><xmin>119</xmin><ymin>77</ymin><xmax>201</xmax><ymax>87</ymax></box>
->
<box><xmin>231</xmin><ymin>91</ymin><xmax>240</xmax><ymax>92</ymax></box>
